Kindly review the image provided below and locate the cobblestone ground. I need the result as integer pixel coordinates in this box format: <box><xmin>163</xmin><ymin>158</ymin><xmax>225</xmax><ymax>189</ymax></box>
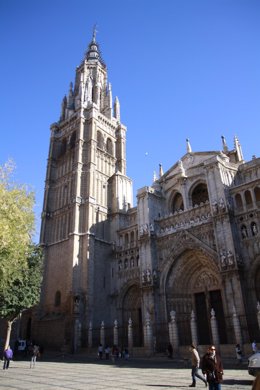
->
<box><xmin>0</xmin><ymin>358</ymin><xmax>254</xmax><ymax>390</ymax></box>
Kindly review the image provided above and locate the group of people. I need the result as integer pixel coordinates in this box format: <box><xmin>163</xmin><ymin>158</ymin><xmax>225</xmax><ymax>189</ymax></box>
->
<box><xmin>97</xmin><ymin>343</ymin><xmax>129</xmax><ymax>361</ymax></box>
<box><xmin>189</xmin><ymin>344</ymin><xmax>223</xmax><ymax>389</ymax></box>
<box><xmin>189</xmin><ymin>341</ymin><xmax>259</xmax><ymax>389</ymax></box>
<box><xmin>2</xmin><ymin>342</ymin><xmax>41</xmax><ymax>370</ymax></box>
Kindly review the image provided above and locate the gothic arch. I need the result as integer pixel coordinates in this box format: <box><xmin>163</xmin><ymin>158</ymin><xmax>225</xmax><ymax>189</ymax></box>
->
<box><xmin>106</xmin><ymin>138</ymin><xmax>113</xmax><ymax>155</ymax></box>
<box><xmin>234</xmin><ymin>193</ymin><xmax>243</xmax><ymax>210</ymax></box>
<box><xmin>164</xmin><ymin>248</ymin><xmax>225</xmax><ymax>345</ymax></box>
<box><xmin>245</xmin><ymin>190</ymin><xmax>253</xmax><ymax>207</ymax></box>
<box><xmin>159</xmin><ymin>231</ymin><xmax>218</xmax><ymax>290</ymax></box>
<box><xmin>254</xmin><ymin>186</ymin><xmax>260</xmax><ymax>204</ymax></box>
<box><xmin>247</xmin><ymin>255</ymin><xmax>260</xmax><ymax>302</ymax></box>
<box><xmin>119</xmin><ymin>282</ymin><xmax>143</xmax><ymax>347</ymax></box>
<box><xmin>97</xmin><ymin>130</ymin><xmax>104</xmax><ymax>149</ymax></box>
<box><xmin>170</xmin><ymin>191</ymin><xmax>184</xmax><ymax>213</ymax></box>
<box><xmin>189</xmin><ymin>181</ymin><xmax>209</xmax><ymax>207</ymax></box>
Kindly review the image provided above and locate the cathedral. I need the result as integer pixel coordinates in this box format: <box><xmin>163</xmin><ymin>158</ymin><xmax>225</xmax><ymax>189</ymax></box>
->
<box><xmin>33</xmin><ymin>31</ymin><xmax>260</xmax><ymax>355</ymax></box>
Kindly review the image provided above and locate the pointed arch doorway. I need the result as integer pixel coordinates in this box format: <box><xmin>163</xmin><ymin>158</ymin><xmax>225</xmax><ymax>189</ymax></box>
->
<box><xmin>165</xmin><ymin>249</ymin><xmax>227</xmax><ymax>345</ymax></box>
<box><xmin>122</xmin><ymin>285</ymin><xmax>143</xmax><ymax>347</ymax></box>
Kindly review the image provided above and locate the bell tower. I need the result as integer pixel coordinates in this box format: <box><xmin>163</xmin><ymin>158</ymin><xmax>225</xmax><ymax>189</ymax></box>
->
<box><xmin>39</xmin><ymin>29</ymin><xmax>133</xmax><ymax>349</ymax></box>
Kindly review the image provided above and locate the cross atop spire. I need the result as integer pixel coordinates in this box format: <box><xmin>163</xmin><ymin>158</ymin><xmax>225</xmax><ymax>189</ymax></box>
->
<box><xmin>92</xmin><ymin>24</ymin><xmax>98</xmax><ymax>42</ymax></box>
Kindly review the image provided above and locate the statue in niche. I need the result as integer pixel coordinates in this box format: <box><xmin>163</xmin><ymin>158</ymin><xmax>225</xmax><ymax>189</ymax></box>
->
<box><xmin>212</xmin><ymin>201</ymin><xmax>218</xmax><ymax>214</ymax></box>
<box><xmin>118</xmin><ymin>260</ymin><xmax>122</xmax><ymax>271</ymax></box>
<box><xmin>241</xmin><ymin>225</ymin><xmax>248</xmax><ymax>239</ymax></box>
<box><xmin>218</xmin><ymin>198</ymin><xmax>226</xmax><ymax>211</ymax></box>
<box><xmin>142</xmin><ymin>270</ymin><xmax>146</xmax><ymax>283</ymax></box>
<box><xmin>220</xmin><ymin>250</ymin><xmax>227</xmax><ymax>267</ymax></box>
<box><xmin>74</xmin><ymin>296</ymin><xmax>80</xmax><ymax>313</ymax></box>
<box><xmin>146</xmin><ymin>268</ymin><xmax>151</xmax><ymax>283</ymax></box>
<box><xmin>251</xmin><ymin>222</ymin><xmax>258</xmax><ymax>236</ymax></box>
<box><xmin>227</xmin><ymin>250</ymin><xmax>234</xmax><ymax>265</ymax></box>
<box><xmin>170</xmin><ymin>310</ymin><xmax>176</xmax><ymax>323</ymax></box>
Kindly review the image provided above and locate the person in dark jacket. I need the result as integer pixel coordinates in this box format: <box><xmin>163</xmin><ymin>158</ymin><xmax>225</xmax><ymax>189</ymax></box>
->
<box><xmin>3</xmin><ymin>346</ymin><xmax>13</xmax><ymax>370</ymax></box>
<box><xmin>201</xmin><ymin>345</ymin><xmax>223</xmax><ymax>390</ymax></box>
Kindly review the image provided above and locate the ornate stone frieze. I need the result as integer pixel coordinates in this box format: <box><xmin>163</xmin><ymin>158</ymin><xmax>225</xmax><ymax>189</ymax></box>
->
<box><xmin>193</xmin><ymin>271</ymin><xmax>219</xmax><ymax>290</ymax></box>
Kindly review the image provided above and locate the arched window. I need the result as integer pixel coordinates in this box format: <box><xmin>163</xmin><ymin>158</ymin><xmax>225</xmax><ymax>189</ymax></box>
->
<box><xmin>125</xmin><ymin>234</ymin><xmax>129</xmax><ymax>247</ymax></box>
<box><xmin>69</xmin><ymin>131</ymin><xmax>76</xmax><ymax>148</ymax></box>
<box><xmin>97</xmin><ymin>131</ymin><xmax>104</xmax><ymax>149</ymax></box>
<box><xmin>59</xmin><ymin>139</ymin><xmax>67</xmax><ymax>157</ymax></box>
<box><xmin>106</xmin><ymin>138</ymin><xmax>113</xmax><ymax>155</ymax></box>
<box><xmin>130</xmin><ymin>231</ymin><xmax>135</xmax><ymax>243</ymax></box>
<box><xmin>235</xmin><ymin>193</ymin><xmax>243</xmax><ymax>210</ymax></box>
<box><xmin>245</xmin><ymin>190</ymin><xmax>253</xmax><ymax>207</ymax></box>
<box><xmin>54</xmin><ymin>291</ymin><xmax>61</xmax><ymax>307</ymax></box>
<box><xmin>124</xmin><ymin>258</ymin><xmax>128</xmax><ymax>269</ymax></box>
<box><xmin>136</xmin><ymin>255</ymin><xmax>139</xmax><ymax>267</ymax></box>
<box><xmin>172</xmin><ymin>192</ymin><xmax>184</xmax><ymax>212</ymax></box>
<box><xmin>191</xmin><ymin>183</ymin><xmax>209</xmax><ymax>207</ymax></box>
<box><xmin>254</xmin><ymin>186</ymin><xmax>260</xmax><ymax>204</ymax></box>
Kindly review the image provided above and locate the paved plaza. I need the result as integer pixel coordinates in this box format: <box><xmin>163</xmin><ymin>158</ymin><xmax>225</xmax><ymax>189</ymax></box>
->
<box><xmin>0</xmin><ymin>357</ymin><xmax>254</xmax><ymax>390</ymax></box>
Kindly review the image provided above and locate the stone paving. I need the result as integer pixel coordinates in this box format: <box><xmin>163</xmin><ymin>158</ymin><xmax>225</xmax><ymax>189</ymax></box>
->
<box><xmin>0</xmin><ymin>357</ymin><xmax>254</xmax><ymax>390</ymax></box>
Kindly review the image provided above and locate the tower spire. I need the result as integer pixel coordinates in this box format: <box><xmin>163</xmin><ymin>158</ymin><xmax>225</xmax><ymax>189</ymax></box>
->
<box><xmin>85</xmin><ymin>27</ymin><xmax>105</xmax><ymax>67</ymax></box>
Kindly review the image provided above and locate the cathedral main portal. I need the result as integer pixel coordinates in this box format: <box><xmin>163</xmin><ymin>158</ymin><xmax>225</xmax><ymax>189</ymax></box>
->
<box><xmin>165</xmin><ymin>249</ymin><xmax>226</xmax><ymax>345</ymax></box>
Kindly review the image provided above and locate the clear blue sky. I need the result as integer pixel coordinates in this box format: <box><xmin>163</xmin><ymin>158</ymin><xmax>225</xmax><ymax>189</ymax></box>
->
<box><xmin>1</xmin><ymin>0</ymin><xmax>259</xmax><ymax>241</ymax></box>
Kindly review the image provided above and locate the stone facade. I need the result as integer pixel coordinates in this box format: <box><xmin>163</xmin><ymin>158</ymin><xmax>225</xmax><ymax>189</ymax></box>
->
<box><xmin>28</xmin><ymin>33</ymin><xmax>260</xmax><ymax>353</ymax></box>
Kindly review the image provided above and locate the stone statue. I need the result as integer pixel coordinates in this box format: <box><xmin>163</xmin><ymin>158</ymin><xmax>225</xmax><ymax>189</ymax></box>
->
<box><xmin>146</xmin><ymin>268</ymin><xmax>151</xmax><ymax>283</ymax></box>
<box><xmin>252</xmin><ymin>222</ymin><xmax>258</xmax><ymax>236</ymax></box>
<box><xmin>227</xmin><ymin>250</ymin><xmax>234</xmax><ymax>265</ymax></box>
<box><xmin>241</xmin><ymin>225</ymin><xmax>248</xmax><ymax>239</ymax></box>
<box><xmin>220</xmin><ymin>250</ymin><xmax>226</xmax><ymax>267</ymax></box>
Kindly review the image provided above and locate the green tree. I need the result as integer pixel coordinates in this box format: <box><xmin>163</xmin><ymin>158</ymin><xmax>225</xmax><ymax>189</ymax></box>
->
<box><xmin>0</xmin><ymin>160</ymin><xmax>43</xmax><ymax>349</ymax></box>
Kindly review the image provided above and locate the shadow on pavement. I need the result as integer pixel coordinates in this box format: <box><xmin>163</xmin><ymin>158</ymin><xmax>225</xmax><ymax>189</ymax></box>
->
<box><xmin>223</xmin><ymin>379</ymin><xmax>253</xmax><ymax>386</ymax></box>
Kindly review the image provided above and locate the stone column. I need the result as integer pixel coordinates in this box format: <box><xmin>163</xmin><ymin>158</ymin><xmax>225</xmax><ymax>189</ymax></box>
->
<box><xmin>170</xmin><ymin>310</ymin><xmax>179</xmax><ymax>352</ymax></box>
<box><xmin>113</xmin><ymin>320</ymin><xmax>118</xmax><ymax>346</ymax></box>
<box><xmin>74</xmin><ymin>318</ymin><xmax>81</xmax><ymax>352</ymax></box>
<box><xmin>88</xmin><ymin>321</ymin><xmax>92</xmax><ymax>348</ymax></box>
<box><xmin>257</xmin><ymin>302</ymin><xmax>260</xmax><ymax>331</ymax></box>
<box><xmin>232</xmin><ymin>306</ymin><xmax>243</xmax><ymax>346</ymax></box>
<box><xmin>100</xmin><ymin>321</ymin><xmax>105</xmax><ymax>346</ymax></box>
<box><xmin>210</xmin><ymin>309</ymin><xmax>220</xmax><ymax>346</ymax></box>
<box><xmin>128</xmin><ymin>318</ymin><xmax>133</xmax><ymax>350</ymax></box>
<box><xmin>144</xmin><ymin>314</ymin><xmax>153</xmax><ymax>351</ymax></box>
<box><xmin>190</xmin><ymin>310</ymin><xmax>198</xmax><ymax>346</ymax></box>
<box><xmin>168</xmin><ymin>320</ymin><xmax>173</xmax><ymax>346</ymax></box>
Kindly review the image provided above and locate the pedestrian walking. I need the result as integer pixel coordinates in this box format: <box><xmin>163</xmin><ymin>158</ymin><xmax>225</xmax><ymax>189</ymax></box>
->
<box><xmin>98</xmin><ymin>343</ymin><xmax>103</xmax><ymax>359</ymax></box>
<box><xmin>189</xmin><ymin>343</ymin><xmax>207</xmax><ymax>387</ymax></box>
<box><xmin>201</xmin><ymin>345</ymin><xmax>223</xmax><ymax>390</ymax></box>
<box><xmin>3</xmin><ymin>346</ymin><xmax>13</xmax><ymax>370</ymax></box>
<box><xmin>235</xmin><ymin>344</ymin><xmax>242</xmax><ymax>364</ymax></box>
<box><xmin>252</xmin><ymin>340</ymin><xmax>258</xmax><ymax>353</ymax></box>
<box><xmin>105</xmin><ymin>345</ymin><xmax>110</xmax><ymax>360</ymax></box>
<box><xmin>30</xmin><ymin>344</ymin><xmax>40</xmax><ymax>368</ymax></box>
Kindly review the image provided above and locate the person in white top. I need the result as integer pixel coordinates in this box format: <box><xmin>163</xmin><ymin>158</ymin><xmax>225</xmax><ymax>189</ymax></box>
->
<box><xmin>189</xmin><ymin>343</ymin><xmax>207</xmax><ymax>387</ymax></box>
<box><xmin>252</xmin><ymin>341</ymin><xmax>257</xmax><ymax>353</ymax></box>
